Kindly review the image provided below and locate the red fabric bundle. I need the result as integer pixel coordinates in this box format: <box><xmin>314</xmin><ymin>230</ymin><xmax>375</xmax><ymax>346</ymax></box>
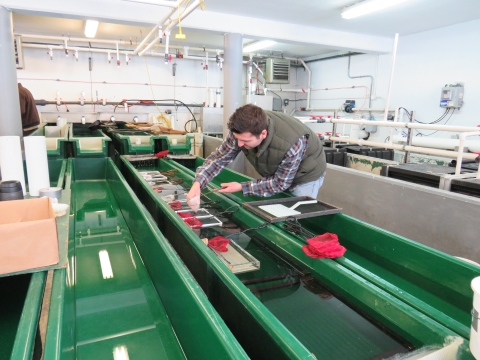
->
<box><xmin>168</xmin><ymin>201</ymin><xmax>182</xmax><ymax>210</ymax></box>
<box><xmin>177</xmin><ymin>212</ymin><xmax>193</xmax><ymax>219</ymax></box>
<box><xmin>184</xmin><ymin>217</ymin><xmax>202</xmax><ymax>229</ymax></box>
<box><xmin>302</xmin><ymin>233</ymin><xmax>346</xmax><ymax>259</ymax></box>
<box><xmin>208</xmin><ymin>236</ymin><xmax>230</xmax><ymax>252</ymax></box>
<box><xmin>155</xmin><ymin>150</ymin><xmax>169</xmax><ymax>158</ymax></box>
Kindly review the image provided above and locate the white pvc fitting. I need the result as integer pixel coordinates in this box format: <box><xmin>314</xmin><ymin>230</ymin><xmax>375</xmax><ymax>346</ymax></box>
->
<box><xmin>471</xmin><ymin>277</ymin><xmax>480</xmax><ymax>359</ymax></box>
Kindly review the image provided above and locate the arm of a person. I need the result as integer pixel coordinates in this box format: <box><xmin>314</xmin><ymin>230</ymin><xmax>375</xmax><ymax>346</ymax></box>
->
<box><xmin>241</xmin><ymin>136</ymin><xmax>307</xmax><ymax>197</ymax></box>
<box><xmin>193</xmin><ymin>132</ymin><xmax>240</xmax><ymax>190</ymax></box>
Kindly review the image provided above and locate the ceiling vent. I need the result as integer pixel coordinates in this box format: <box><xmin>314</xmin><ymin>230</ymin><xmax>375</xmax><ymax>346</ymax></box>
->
<box><xmin>265</xmin><ymin>58</ymin><xmax>290</xmax><ymax>84</ymax></box>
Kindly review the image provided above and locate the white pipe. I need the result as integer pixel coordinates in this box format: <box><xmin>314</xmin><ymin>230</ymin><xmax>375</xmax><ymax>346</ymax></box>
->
<box><xmin>164</xmin><ymin>31</ymin><xmax>170</xmax><ymax>63</ymax></box>
<box><xmin>328</xmin><ymin>136</ymin><xmax>480</xmax><ymax>161</ymax></box>
<box><xmin>133</xmin><ymin>6</ymin><xmax>177</xmax><ymax>55</ymax></box>
<box><xmin>267</xmin><ymin>88</ymin><xmax>305</xmax><ymax>93</ymax></box>
<box><xmin>163</xmin><ymin>0</ymin><xmax>200</xmax><ymax>32</ymax></box>
<box><xmin>248</xmin><ymin>54</ymin><xmax>253</xmax><ymax>95</ymax></box>
<box><xmin>455</xmin><ymin>131</ymin><xmax>480</xmax><ymax>176</ymax></box>
<box><xmin>384</xmin><ymin>33</ymin><xmax>399</xmax><ymax>121</ymax></box>
<box><xmin>298</xmin><ymin>58</ymin><xmax>312</xmax><ymax>110</ymax></box>
<box><xmin>309</xmin><ymin>107</ymin><xmax>395</xmax><ymax>112</ymax></box>
<box><xmin>322</xmin><ymin>118</ymin><xmax>480</xmax><ymax>132</ymax></box>
<box><xmin>120</xmin><ymin>0</ymin><xmax>182</xmax><ymax>7</ymax></box>
<box><xmin>138</xmin><ymin>0</ymin><xmax>200</xmax><ymax>56</ymax></box>
<box><xmin>116</xmin><ymin>43</ymin><xmax>120</xmax><ymax>66</ymax></box>
<box><xmin>391</xmin><ymin>135</ymin><xmax>480</xmax><ymax>153</ymax></box>
<box><xmin>138</xmin><ymin>35</ymin><xmax>160</xmax><ymax>56</ymax></box>
<box><xmin>205</xmin><ymin>51</ymin><xmax>209</xmax><ymax>104</ymax></box>
<box><xmin>19</xmin><ymin>33</ymin><xmax>220</xmax><ymax>54</ymax></box>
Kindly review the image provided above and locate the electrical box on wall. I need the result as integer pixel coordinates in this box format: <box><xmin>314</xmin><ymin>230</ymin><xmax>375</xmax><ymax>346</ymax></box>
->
<box><xmin>440</xmin><ymin>84</ymin><xmax>464</xmax><ymax>108</ymax></box>
<box><xmin>265</xmin><ymin>58</ymin><xmax>290</xmax><ymax>84</ymax></box>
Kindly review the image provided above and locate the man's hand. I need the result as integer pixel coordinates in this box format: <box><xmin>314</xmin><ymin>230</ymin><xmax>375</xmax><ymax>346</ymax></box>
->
<box><xmin>217</xmin><ymin>182</ymin><xmax>242</xmax><ymax>193</ymax></box>
<box><xmin>187</xmin><ymin>181</ymin><xmax>201</xmax><ymax>201</ymax></box>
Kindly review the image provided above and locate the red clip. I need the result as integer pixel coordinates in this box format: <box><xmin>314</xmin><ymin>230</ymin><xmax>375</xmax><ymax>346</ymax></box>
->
<box><xmin>302</xmin><ymin>88</ymin><xmax>306</xmax><ymax>93</ymax></box>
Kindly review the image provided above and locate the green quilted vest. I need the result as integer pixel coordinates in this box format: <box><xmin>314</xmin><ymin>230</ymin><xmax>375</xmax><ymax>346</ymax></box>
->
<box><xmin>241</xmin><ymin>111</ymin><xmax>326</xmax><ymax>185</ymax></box>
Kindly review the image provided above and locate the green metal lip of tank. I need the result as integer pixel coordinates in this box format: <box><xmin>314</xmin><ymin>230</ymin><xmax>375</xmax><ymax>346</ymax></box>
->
<box><xmin>42</xmin><ymin>158</ymin><xmax>248</xmax><ymax>360</ymax></box>
<box><xmin>118</xmin><ymin>155</ymin><xmax>478</xmax><ymax>359</ymax></box>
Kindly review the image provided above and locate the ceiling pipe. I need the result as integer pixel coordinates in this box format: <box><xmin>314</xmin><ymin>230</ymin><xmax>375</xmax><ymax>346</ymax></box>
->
<box><xmin>137</xmin><ymin>0</ymin><xmax>200</xmax><ymax>56</ymax></box>
<box><xmin>18</xmin><ymin>33</ymin><xmax>130</xmax><ymax>45</ymax></box>
<box><xmin>163</xmin><ymin>0</ymin><xmax>200</xmax><ymax>32</ymax></box>
<box><xmin>298</xmin><ymin>58</ymin><xmax>311</xmax><ymax>110</ymax></box>
<box><xmin>22</xmin><ymin>43</ymin><xmax>218</xmax><ymax>60</ymax></box>
<box><xmin>120</xmin><ymin>0</ymin><xmax>182</xmax><ymax>7</ymax></box>
<box><xmin>132</xmin><ymin>5</ymin><xmax>177</xmax><ymax>55</ymax></box>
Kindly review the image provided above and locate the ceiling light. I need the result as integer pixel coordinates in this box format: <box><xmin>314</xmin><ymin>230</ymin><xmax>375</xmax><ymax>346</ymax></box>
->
<box><xmin>99</xmin><ymin>250</ymin><xmax>114</xmax><ymax>279</ymax></box>
<box><xmin>243</xmin><ymin>40</ymin><xmax>276</xmax><ymax>53</ymax></box>
<box><xmin>84</xmin><ymin>20</ymin><xmax>99</xmax><ymax>38</ymax></box>
<box><xmin>342</xmin><ymin>0</ymin><xmax>412</xmax><ymax>19</ymax></box>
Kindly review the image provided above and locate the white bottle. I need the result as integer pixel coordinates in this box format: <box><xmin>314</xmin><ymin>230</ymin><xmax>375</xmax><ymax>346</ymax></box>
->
<box><xmin>81</xmin><ymin>116</ymin><xmax>86</xmax><ymax>125</ymax></box>
<box><xmin>133</xmin><ymin>116</ymin><xmax>139</xmax><ymax>123</ymax></box>
<box><xmin>110</xmin><ymin>115</ymin><xmax>115</xmax><ymax>122</ymax></box>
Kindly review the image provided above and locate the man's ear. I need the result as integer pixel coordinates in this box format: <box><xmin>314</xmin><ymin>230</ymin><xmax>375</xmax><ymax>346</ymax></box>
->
<box><xmin>260</xmin><ymin>129</ymin><xmax>268</xmax><ymax>140</ymax></box>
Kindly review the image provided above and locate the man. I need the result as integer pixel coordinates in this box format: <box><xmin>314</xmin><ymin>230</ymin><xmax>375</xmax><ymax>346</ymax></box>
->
<box><xmin>187</xmin><ymin>104</ymin><xmax>326</xmax><ymax>203</ymax></box>
<box><xmin>18</xmin><ymin>83</ymin><xmax>40</xmax><ymax>135</ymax></box>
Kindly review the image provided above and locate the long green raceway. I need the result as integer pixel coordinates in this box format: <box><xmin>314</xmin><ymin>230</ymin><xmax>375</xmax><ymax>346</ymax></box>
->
<box><xmin>1</xmin><ymin>159</ymin><xmax>67</xmax><ymax>360</ymax></box>
<box><xmin>40</xmin><ymin>158</ymin><xmax>248</xmax><ymax>360</ymax></box>
<box><xmin>118</xmin><ymin>155</ymin><xmax>480</xmax><ymax>359</ymax></box>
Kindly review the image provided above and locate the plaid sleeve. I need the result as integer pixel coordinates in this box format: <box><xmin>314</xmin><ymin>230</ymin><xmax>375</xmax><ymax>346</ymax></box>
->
<box><xmin>194</xmin><ymin>132</ymin><xmax>240</xmax><ymax>189</ymax></box>
<box><xmin>241</xmin><ymin>135</ymin><xmax>308</xmax><ymax>197</ymax></box>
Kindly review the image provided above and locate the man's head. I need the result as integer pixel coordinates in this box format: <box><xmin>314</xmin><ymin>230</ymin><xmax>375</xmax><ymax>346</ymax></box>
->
<box><xmin>227</xmin><ymin>104</ymin><xmax>268</xmax><ymax>149</ymax></box>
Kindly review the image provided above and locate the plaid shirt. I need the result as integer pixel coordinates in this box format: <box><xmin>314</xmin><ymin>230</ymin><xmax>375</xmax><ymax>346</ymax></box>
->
<box><xmin>194</xmin><ymin>132</ymin><xmax>308</xmax><ymax>197</ymax></box>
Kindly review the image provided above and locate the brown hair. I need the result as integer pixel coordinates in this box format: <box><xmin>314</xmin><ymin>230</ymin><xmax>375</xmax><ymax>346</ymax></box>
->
<box><xmin>227</xmin><ymin>104</ymin><xmax>268</xmax><ymax>136</ymax></box>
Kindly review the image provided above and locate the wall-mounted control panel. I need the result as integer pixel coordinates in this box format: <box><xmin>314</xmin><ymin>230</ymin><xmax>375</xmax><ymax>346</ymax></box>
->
<box><xmin>440</xmin><ymin>84</ymin><xmax>464</xmax><ymax>108</ymax></box>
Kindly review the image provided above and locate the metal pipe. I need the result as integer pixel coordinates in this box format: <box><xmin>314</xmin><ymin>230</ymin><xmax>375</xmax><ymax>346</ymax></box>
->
<box><xmin>133</xmin><ymin>6</ymin><xmax>177</xmax><ymax>55</ymax></box>
<box><xmin>327</xmin><ymin>136</ymin><xmax>480</xmax><ymax>162</ymax></box>
<box><xmin>35</xmin><ymin>100</ymin><xmax>204</xmax><ymax>107</ymax></box>
<box><xmin>347</xmin><ymin>55</ymin><xmax>373</xmax><ymax>115</ymax></box>
<box><xmin>384</xmin><ymin>33</ymin><xmax>399</xmax><ymax>121</ymax></box>
<box><xmin>18</xmin><ymin>33</ymin><xmax>130</xmax><ymax>45</ymax></box>
<box><xmin>164</xmin><ymin>31</ymin><xmax>170</xmax><ymax>63</ymax></box>
<box><xmin>0</xmin><ymin>7</ymin><xmax>23</xmax><ymax>137</ymax></box>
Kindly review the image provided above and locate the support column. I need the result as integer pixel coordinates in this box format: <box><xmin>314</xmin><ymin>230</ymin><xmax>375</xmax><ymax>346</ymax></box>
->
<box><xmin>223</xmin><ymin>33</ymin><xmax>245</xmax><ymax>172</ymax></box>
<box><xmin>0</xmin><ymin>7</ymin><xmax>23</xmax><ymax>137</ymax></box>
<box><xmin>223</xmin><ymin>33</ymin><xmax>243</xmax><ymax>138</ymax></box>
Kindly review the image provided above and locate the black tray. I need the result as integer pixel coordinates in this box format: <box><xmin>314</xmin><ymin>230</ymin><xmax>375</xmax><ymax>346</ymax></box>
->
<box><xmin>243</xmin><ymin>196</ymin><xmax>341</xmax><ymax>223</ymax></box>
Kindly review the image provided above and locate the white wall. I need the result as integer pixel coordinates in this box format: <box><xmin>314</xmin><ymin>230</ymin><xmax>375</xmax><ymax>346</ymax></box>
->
<box><xmin>17</xmin><ymin>47</ymin><xmax>305</xmax><ymax>129</ymax></box>
<box><xmin>17</xmin><ymin>47</ymin><xmax>224</xmax><ymax>129</ymax></box>
<box><xmin>299</xmin><ymin>19</ymin><xmax>480</xmax><ymax>142</ymax></box>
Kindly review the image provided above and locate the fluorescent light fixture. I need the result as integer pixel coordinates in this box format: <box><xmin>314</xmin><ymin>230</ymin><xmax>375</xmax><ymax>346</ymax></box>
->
<box><xmin>113</xmin><ymin>346</ymin><xmax>130</xmax><ymax>360</ymax></box>
<box><xmin>84</xmin><ymin>20</ymin><xmax>99</xmax><ymax>38</ymax></box>
<box><xmin>342</xmin><ymin>0</ymin><xmax>412</xmax><ymax>19</ymax></box>
<box><xmin>243</xmin><ymin>40</ymin><xmax>276</xmax><ymax>53</ymax></box>
<box><xmin>99</xmin><ymin>250</ymin><xmax>114</xmax><ymax>279</ymax></box>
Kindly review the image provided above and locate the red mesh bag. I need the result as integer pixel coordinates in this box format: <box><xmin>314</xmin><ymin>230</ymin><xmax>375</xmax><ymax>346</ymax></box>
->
<box><xmin>184</xmin><ymin>217</ymin><xmax>202</xmax><ymax>229</ymax></box>
<box><xmin>168</xmin><ymin>201</ymin><xmax>182</xmax><ymax>210</ymax></box>
<box><xmin>302</xmin><ymin>232</ymin><xmax>346</xmax><ymax>259</ymax></box>
<box><xmin>177</xmin><ymin>212</ymin><xmax>193</xmax><ymax>219</ymax></box>
<box><xmin>208</xmin><ymin>236</ymin><xmax>230</xmax><ymax>252</ymax></box>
